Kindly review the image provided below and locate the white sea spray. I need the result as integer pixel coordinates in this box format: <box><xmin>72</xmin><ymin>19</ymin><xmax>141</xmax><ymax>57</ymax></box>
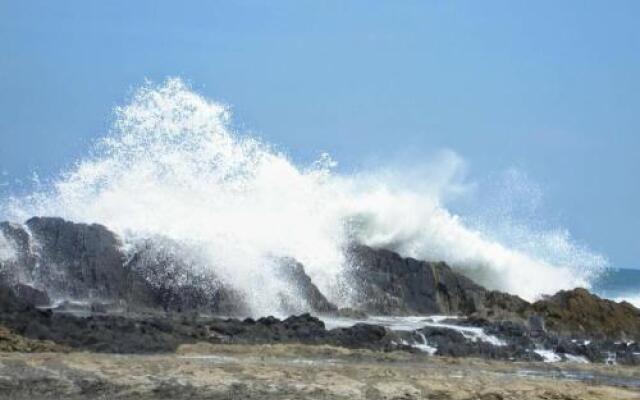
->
<box><xmin>0</xmin><ymin>78</ymin><xmax>608</xmax><ymax>314</ymax></box>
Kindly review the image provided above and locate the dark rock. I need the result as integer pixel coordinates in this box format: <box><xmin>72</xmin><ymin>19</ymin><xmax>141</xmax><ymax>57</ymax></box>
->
<box><xmin>0</xmin><ymin>222</ymin><xmax>38</xmax><ymax>285</ymax></box>
<box><xmin>276</xmin><ymin>258</ymin><xmax>338</xmax><ymax>314</ymax></box>
<box><xmin>346</xmin><ymin>245</ymin><xmax>486</xmax><ymax>315</ymax></box>
<box><xmin>124</xmin><ymin>238</ymin><xmax>249</xmax><ymax>315</ymax></box>
<box><xmin>2</xmin><ymin>216</ymin><xmax>640</xmax><ymax>359</ymax></box>
<box><xmin>552</xmin><ymin>339</ymin><xmax>602</xmax><ymax>362</ymax></box>
<box><xmin>329</xmin><ymin>323</ymin><xmax>390</xmax><ymax>349</ymax></box>
<box><xmin>528</xmin><ymin>314</ymin><xmax>546</xmax><ymax>337</ymax></box>
<box><xmin>257</xmin><ymin>316</ymin><xmax>280</xmax><ymax>326</ymax></box>
<box><xmin>420</xmin><ymin>326</ymin><xmax>468</xmax><ymax>346</ymax></box>
<box><xmin>0</xmin><ymin>284</ymin><xmax>31</xmax><ymax>313</ymax></box>
<box><xmin>25</xmin><ymin>217</ymin><xmax>130</xmax><ymax>300</ymax></box>
<box><xmin>2</xmin><ymin>218</ymin><xmax>250</xmax><ymax>315</ymax></box>
<box><xmin>335</xmin><ymin>307</ymin><xmax>368</xmax><ymax>319</ymax></box>
<box><xmin>90</xmin><ymin>302</ymin><xmax>108</xmax><ymax>313</ymax></box>
<box><xmin>13</xmin><ymin>283</ymin><xmax>50</xmax><ymax>307</ymax></box>
<box><xmin>0</xmin><ymin>285</ymin><xmax>638</xmax><ymax>364</ymax></box>
<box><xmin>1</xmin><ymin>217</ymin><xmax>341</xmax><ymax>317</ymax></box>
<box><xmin>347</xmin><ymin>245</ymin><xmax>640</xmax><ymax>343</ymax></box>
<box><xmin>418</xmin><ymin>325</ymin><xmax>541</xmax><ymax>361</ymax></box>
<box><xmin>478</xmin><ymin>290</ymin><xmax>531</xmax><ymax>319</ymax></box>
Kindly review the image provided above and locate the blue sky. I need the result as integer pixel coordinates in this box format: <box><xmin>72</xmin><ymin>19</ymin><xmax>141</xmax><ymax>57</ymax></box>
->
<box><xmin>0</xmin><ymin>1</ymin><xmax>638</xmax><ymax>268</ymax></box>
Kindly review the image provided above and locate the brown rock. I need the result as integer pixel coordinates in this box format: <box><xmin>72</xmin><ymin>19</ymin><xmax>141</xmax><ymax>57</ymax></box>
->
<box><xmin>531</xmin><ymin>288</ymin><xmax>640</xmax><ymax>340</ymax></box>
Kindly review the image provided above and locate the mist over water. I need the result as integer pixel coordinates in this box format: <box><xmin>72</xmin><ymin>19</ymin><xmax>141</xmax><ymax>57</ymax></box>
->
<box><xmin>0</xmin><ymin>78</ymin><xmax>609</xmax><ymax>314</ymax></box>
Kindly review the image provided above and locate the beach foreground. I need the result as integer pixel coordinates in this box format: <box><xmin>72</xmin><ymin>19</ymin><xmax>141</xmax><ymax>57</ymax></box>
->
<box><xmin>0</xmin><ymin>344</ymin><xmax>638</xmax><ymax>400</ymax></box>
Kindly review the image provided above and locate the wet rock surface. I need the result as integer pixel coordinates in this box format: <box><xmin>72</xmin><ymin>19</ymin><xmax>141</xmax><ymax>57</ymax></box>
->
<box><xmin>276</xmin><ymin>257</ymin><xmax>338</xmax><ymax>314</ymax></box>
<box><xmin>347</xmin><ymin>243</ymin><xmax>640</xmax><ymax>345</ymax></box>
<box><xmin>123</xmin><ymin>238</ymin><xmax>249</xmax><ymax>314</ymax></box>
<box><xmin>0</xmin><ymin>217</ymin><xmax>338</xmax><ymax>316</ymax></box>
<box><xmin>346</xmin><ymin>244</ymin><xmax>486</xmax><ymax>315</ymax></box>
<box><xmin>0</xmin><ymin>217</ymin><xmax>639</xmax><ymax>365</ymax></box>
<box><xmin>24</xmin><ymin>217</ymin><xmax>131</xmax><ymax>300</ymax></box>
<box><xmin>0</xmin><ymin>284</ymin><xmax>397</xmax><ymax>354</ymax></box>
<box><xmin>0</xmin><ymin>282</ymin><xmax>638</xmax><ymax>365</ymax></box>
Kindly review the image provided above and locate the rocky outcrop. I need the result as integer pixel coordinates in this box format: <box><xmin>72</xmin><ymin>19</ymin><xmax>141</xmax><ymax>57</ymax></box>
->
<box><xmin>479</xmin><ymin>290</ymin><xmax>531</xmax><ymax>319</ymax></box>
<box><xmin>0</xmin><ymin>217</ymin><xmax>336</xmax><ymax>316</ymax></box>
<box><xmin>0</xmin><ymin>218</ymin><xmax>245</xmax><ymax>313</ymax></box>
<box><xmin>13</xmin><ymin>283</ymin><xmax>50</xmax><ymax>307</ymax></box>
<box><xmin>345</xmin><ymin>245</ymin><xmax>640</xmax><ymax>342</ymax></box>
<box><xmin>2</xmin><ymin>217</ymin><xmax>639</xmax><ymax>344</ymax></box>
<box><xmin>0</xmin><ymin>221</ymin><xmax>37</xmax><ymax>284</ymax></box>
<box><xmin>531</xmin><ymin>288</ymin><xmax>640</xmax><ymax>341</ymax></box>
<box><xmin>276</xmin><ymin>258</ymin><xmax>337</xmax><ymax>314</ymax></box>
<box><xmin>346</xmin><ymin>245</ymin><xmax>487</xmax><ymax>315</ymax></box>
<box><xmin>124</xmin><ymin>239</ymin><xmax>249</xmax><ymax>314</ymax></box>
<box><xmin>0</xmin><ymin>280</ymin><xmax>638</xmax><ymax>364</ymax></box>
<box><xmin>415</xmin><ymin>325</ymin><xmax>541</xmax><ymax>361</ymax></box>
<box><xmin>24</xmin><ymin>217</ymin><xmax>130</xmax><ymax>300</ymax></box>
<box><xmin>0</xmin><ymin>283</ymin><xmax>395</xmax><ymax>353</ymax></box>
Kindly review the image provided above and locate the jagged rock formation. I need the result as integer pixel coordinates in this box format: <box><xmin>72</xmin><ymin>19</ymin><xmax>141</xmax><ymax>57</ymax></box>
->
<box><xmin>1</xmin><ymin>217</ymin><xmax>639</xmax><ymax>343</ymax></box>
<box><xmin>346</xmin><ymin>245</ymin><xmax>487</xmax><ymax>315</ymax></box>
<box><xmin>346</xmin><ymin>244</ymin><xmax>529</xmax><ymax>319</ymax></box>
<box><xmin>124</xmin><ymin>238</ymin><xmax>249</xmax><ymax>314</ymax></box>
<box><xmin>531</xmin><ymin>288</ymin><xmax>640</xmax><ymax>340</ymax></box>
<box><xmin>0</xmin><ymin>217</ymin><xmax>334</xmax><ymax>316</ymax></box>
<box><xmin>0</xmin><ymin>221</ymin><xmax>37</xmax><ymax>284</ymax></box>
<box><xmin>24</xmin><ymin>217</ymin><xmax>130</xmax><ymax>300</ymax></box>
<box><xmin>13</xmin><ymin>282</ymin><xmax>50</xmax><ymax>307</ymax></box>
<box><xmin>276</xmin><ymin>258</ymin><xmax>337</xmax><ymax>314</ymax></box>
<box><xmin>0</xmin><ymin>217</ymin><xmax>640</xmax><ymax>363</ymax></box>
<box><xmin>0</xmin><ymin>285</ymin><xmax>397</xmax><ymax>353</ymax></box>
<box><xmin>346</xmin><ymin>244</ymin><xmax>640</xmax><ymax>341</ymax></box>
<box><xmin>0</xmin><ymin>282</ymin><xmax>636</xmax><ymax>363</ymax></box>
<box><xmin>0</xmin><ymin>218</ymin><xmax>250</xmax><ymax>314</ymax></box>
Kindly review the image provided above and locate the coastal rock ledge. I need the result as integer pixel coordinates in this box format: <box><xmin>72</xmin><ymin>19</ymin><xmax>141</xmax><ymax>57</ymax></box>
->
<box><xmin>0</xmin><ymin>217</ymin><xmax>639</xmax><ymax>363</ymax></box>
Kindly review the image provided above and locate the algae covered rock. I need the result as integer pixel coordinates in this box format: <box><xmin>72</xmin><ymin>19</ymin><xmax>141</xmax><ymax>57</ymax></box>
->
<box><xmin>531</xmin><ymin>288</ymin><xmax>640</xmax><ymax>341</ymax></box>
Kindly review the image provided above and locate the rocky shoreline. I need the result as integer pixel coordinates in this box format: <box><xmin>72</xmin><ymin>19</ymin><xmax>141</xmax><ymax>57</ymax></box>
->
<box><xmin>0</xmin><ymin>345</ymin><xmax>638</xmax><ymax>400</ymax></box>
<box><xmin>0</xmin><ymin>217</ymin><xmax>639</xmax><ymax>366</ymax></box>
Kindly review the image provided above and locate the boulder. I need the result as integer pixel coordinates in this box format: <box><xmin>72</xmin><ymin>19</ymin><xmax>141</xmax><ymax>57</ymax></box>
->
<box><xmin>3</xmin><ymin>216</ymin><xmax>640</xmax><ymax>346</ymax></box>
<box><xmin>417</xmin><ymin>326</ymin><xmax>541</xmax><ymax>361</ymax></box>
<box><xmin>24</xmin><ymin>217</ymin><xmax>130</xmax><ymax>300</ymax></box>
<box><xmin>13</xmin><ymin>283</ymin><xmax>50</xmax><ymax>307</ymax></box>
<box><xmin>276</xmin><ymin>258</ymin><xmax>337</xmax><ymax>314</ymax></box>
<box><xmin>328</xmin><ymin>323</ymin><xmax>392</xmax><ymax>349</ymax></box>
<box><xmin>0</xmin><ymin>222</ymin><xmax>38</xmax><ymax>284</ymax></box>
<box><xmin>1</xmin><ymin>218</ymin><xmax>251</xmax><ymax>315</ymax></box>
<box><xmin>531</xmin><ymin>288</ymin><xmax>640</xmax><ymax>341</ymax></box>
<box><xmin>2</xmin><ymin>217</ymin><xmax>345</xmax><ymax>316</ymax></box>
<box><xmin>478</xmin><ymin>290</ymin><xmax>531</xmax><ymax>319</ymax></box>
<box><xmin>346</xmin><ymin>245</ymin><xmax>486</xmax><ymax>315</ymax></box>
<box><xmin>124</xmin><ymin>239</ymin><xmax>249</xmax><ymax>315</ymax></box>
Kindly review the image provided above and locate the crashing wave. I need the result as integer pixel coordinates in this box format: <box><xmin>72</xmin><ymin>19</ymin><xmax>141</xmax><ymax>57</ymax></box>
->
<box><xmin>0</xmin><ymin>78</ymin><xmax>607</xmax><ymax>314</ymax></box>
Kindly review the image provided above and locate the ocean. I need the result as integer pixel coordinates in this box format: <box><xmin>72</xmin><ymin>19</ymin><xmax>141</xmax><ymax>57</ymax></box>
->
<box><xmin>593</xmin><ymin>268</ymin><xmax>640</xmax><ymax>307</ymax></box>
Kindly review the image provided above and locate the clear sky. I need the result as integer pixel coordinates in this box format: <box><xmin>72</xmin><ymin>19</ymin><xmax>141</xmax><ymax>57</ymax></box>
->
<box><xmin>0</xmin><ymin>1</ymin><xmax>638</xmax><ymax>268</ymax></box>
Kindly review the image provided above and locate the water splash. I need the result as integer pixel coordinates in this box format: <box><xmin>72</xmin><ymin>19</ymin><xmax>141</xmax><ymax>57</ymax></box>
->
<box><xmin>0</xmin><ymin>231</ymin><xmax>16</xmax><ymax>263</ymax></box>
<box><xmin>0</xmin><ymin>78</ymin><xmax>607</xmax><ymax>313</ymax></box>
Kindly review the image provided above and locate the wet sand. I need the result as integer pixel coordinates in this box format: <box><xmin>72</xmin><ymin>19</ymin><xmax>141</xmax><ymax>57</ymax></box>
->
<box><xmin>0</xmin><ymin>344</ymin><xmax>638</xmax><ymax>399</ymax></box>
